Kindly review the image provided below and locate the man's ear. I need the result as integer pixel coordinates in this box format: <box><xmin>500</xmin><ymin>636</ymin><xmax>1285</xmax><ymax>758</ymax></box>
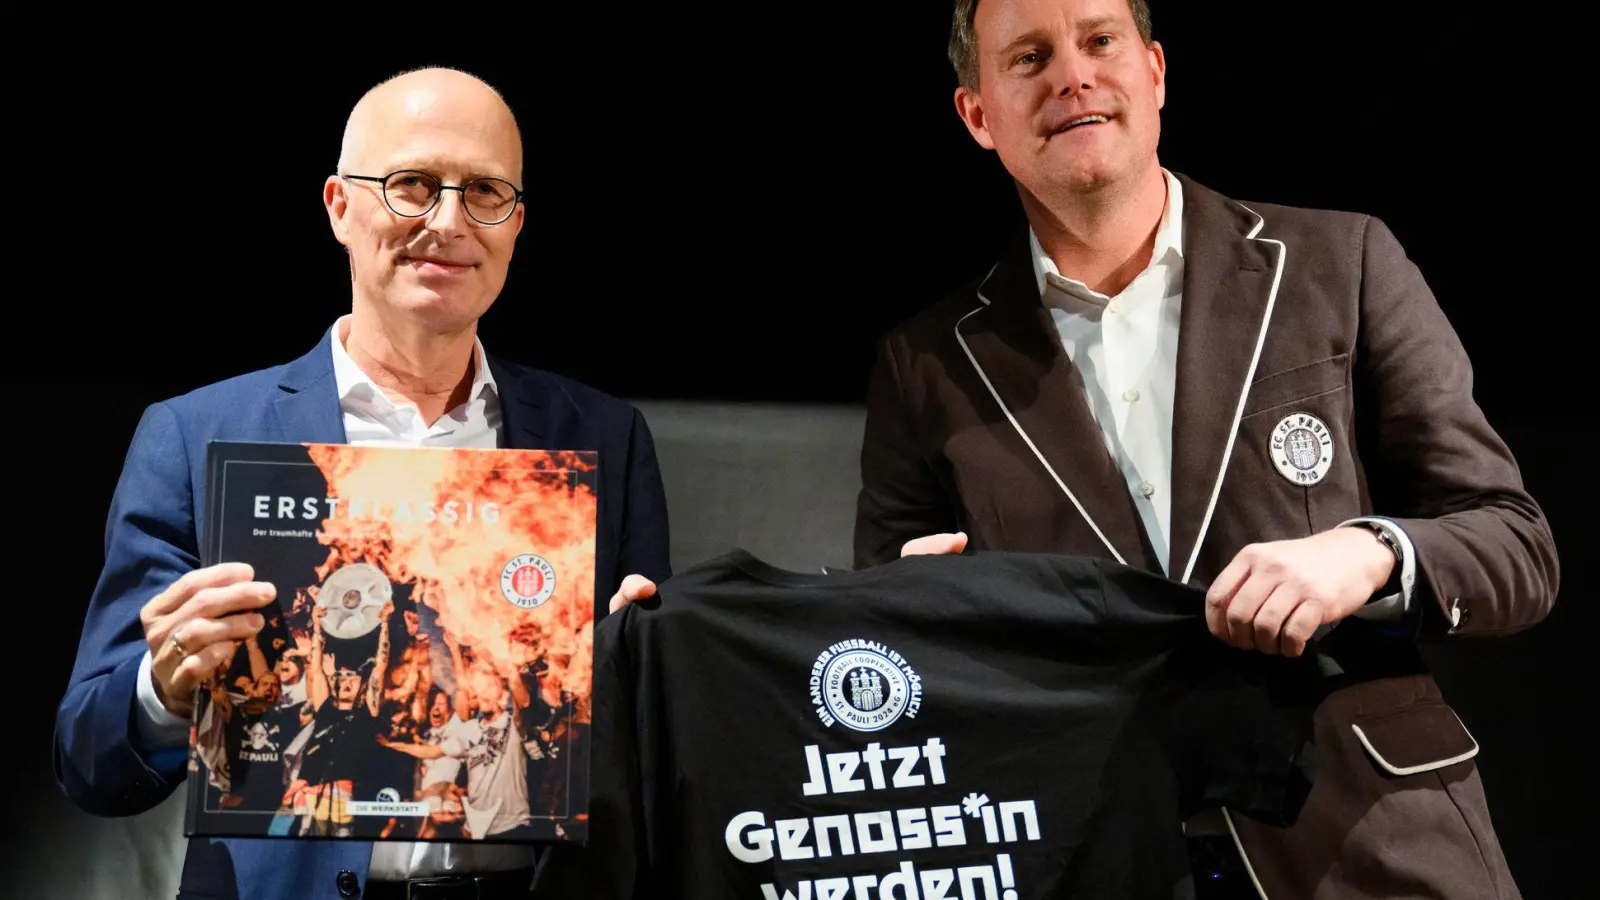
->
<box><xmin>954</xmin><ymin>85</ymin><xmax>998</xmax><ymax>151</ymax></box>
<box><xmin>324</xmin><ymin>176</ymin><xmax>353</xmax><ymax>249</ymax></box>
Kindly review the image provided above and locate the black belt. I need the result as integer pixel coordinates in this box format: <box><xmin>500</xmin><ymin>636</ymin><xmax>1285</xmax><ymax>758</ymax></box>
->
<box><xmin>360</xmin><ymin>867</ymin><xmax>537</xmax><ymax>900</ymax></box>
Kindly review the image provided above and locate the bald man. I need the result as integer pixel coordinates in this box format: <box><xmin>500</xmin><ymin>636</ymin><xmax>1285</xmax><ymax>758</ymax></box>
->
<box><xmin>54</xmin><ymin>67</ymin><xmax>671</xmax><ymax>900</ymax></box>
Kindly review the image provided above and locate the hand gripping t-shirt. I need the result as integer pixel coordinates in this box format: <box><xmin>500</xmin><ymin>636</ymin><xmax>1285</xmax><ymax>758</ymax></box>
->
<box><xmin>535</xmin><ymin>549</ymin><xmax>1326</xmax><ymax>900</ymax></box>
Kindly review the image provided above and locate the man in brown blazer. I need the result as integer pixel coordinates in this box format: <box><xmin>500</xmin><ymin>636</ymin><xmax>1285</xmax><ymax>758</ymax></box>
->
<box><xmin>852</xmin><ymin>1</ymin><xmax>1561</xmax><ymax>898</ymax></box>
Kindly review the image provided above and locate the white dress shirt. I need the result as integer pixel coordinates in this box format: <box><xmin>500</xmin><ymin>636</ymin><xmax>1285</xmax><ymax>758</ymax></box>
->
<box><xmin>1027</xmin><ymin>170</ymin><xmax>1413</xmax><ymax>616</ymax></box>
<box><xmin>1031</xmin><ymin>169</ymin><xmax>1186</xmax><ymax>575</ymax></box>
<box><xmin>134</xmin><ymin>315</ymin><xmax>536</xmax><ymax>881</ymax></box>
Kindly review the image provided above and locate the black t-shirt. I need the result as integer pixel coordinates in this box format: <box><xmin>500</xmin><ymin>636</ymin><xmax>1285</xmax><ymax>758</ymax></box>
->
<box><xmin>297</xmin><ymin>702</ymin><xmax>384</xmax><ymax>800</ymax></box>
<box><xmin>537</xmin><ymin>549</ymin><xmax>1326</xmax><ymax>900</ymax></box>
<box><xmin>226</xmin><ymin>701</ymin><xmax>302</xmax><ymax>810</ymax></box>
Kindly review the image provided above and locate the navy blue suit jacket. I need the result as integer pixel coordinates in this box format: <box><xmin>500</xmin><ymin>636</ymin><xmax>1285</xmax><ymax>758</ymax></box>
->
<box><xmin>53</xmin><ymin>329</ymin><xmax>672</xmax><ymax>899</ymax></box>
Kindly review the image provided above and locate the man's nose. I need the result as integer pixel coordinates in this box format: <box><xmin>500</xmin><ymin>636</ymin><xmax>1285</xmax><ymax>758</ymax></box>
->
<box><xmin>1050</xmin><ymin>50</ymin><xmax>1096</xmax><ymax>98</ymax></box>
<box><xmin>426</xmin><ymin>187</ymin><xmax>472</xmax><ymax>234</ymax></box>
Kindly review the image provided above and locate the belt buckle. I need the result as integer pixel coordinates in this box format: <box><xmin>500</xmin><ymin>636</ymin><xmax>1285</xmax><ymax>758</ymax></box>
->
<box><xmin>405</xmin><ymin>875</ymin><xmax>479</xmax><ymax>900</ymax></box>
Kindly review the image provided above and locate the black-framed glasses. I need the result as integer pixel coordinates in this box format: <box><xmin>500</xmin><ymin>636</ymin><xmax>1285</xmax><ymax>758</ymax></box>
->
<box><xmin>342</xmin><ymin>169</ymin><xmax>523</xmax><ymax>225</ymax></box>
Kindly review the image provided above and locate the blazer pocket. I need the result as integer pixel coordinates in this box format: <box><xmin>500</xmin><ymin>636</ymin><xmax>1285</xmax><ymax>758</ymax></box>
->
<box><xmin>1241</xmin><ymin>352</ymin><xmax>1349</xmax><ymax>420</ymax></box>
<box><xmin>1351</xmin><ymin>702</ymin><xmax>1480</xmax><ymax>776</ymax></box>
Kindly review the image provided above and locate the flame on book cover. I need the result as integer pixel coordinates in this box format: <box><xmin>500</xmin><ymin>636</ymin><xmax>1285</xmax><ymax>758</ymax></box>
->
<box><xmin>186</xmin><ymin>441</ymin><xmax>597</xmax><ymax>844</ymax></box>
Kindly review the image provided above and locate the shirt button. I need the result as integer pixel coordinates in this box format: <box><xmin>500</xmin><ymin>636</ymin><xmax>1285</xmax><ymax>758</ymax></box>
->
<box><xmin>336</xmin><ymin>870</ymin><xmax>360</xmax><ymax>898</ymax></box>
<box><xmin>1123</xmin><ymin>389</ymin><xmax>1140</xmax><ymax>403</ymax></box>
<box><xmin>1139</xmin><ymin>482</ymin><xmax>1156</xmax><ymax>498</ymax></box>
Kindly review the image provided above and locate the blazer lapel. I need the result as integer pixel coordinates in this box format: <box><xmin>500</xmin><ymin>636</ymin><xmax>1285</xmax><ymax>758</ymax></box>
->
<box><xmin>267</xmin><ymin>331</ymin><xmax>549</xmax><ymax>450</ymax></box>
<box><xmin>1166</xmin><ymin>174</ymin><xmax>1285</xmax><ymax>584</ymax></box>
<box><xmin>956</xmin><ymin>231</ymin><xmax>1156</xmax><ymax>571</ymax></box>
<box><xmin>488</xmin><ymin>356</ymin><xmax>547</xmax><ymax>450</ymax></box>
<box><xmin>271</xmin><ymin>329</ymin><xmax>348</xmax><ymax>445</ymax></box>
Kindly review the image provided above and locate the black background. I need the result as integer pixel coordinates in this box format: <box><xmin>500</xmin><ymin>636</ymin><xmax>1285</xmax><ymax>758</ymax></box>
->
<box><xmin>15</xmin><ymin>2</ymin><xmax>1590</xmax><ymax>897</ymax></box>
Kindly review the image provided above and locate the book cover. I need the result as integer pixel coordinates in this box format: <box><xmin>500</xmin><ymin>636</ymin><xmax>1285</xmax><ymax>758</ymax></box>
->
<box><xmin>183</xmin><ymin>440</ymin><xmax>597</xmax><ymax>844</ymax></box>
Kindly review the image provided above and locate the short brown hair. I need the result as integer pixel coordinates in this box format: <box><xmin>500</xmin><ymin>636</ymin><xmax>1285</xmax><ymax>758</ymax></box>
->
<box><xmin>949</xmin><ymin>0</ymin><xmax>1153</xmax><ymax>91</ymax></box>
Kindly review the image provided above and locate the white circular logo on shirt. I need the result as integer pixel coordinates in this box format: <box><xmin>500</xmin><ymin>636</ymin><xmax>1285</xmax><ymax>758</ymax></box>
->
<box><xmin>812</xmin><ymin>640</ymin><xmax>922</xmax><ymax>732</ymax></box>
<box><xmin>1270</xmin><ymin>412</ymin><xmax>1334</xmax><ymax>485</ymax></box>
<box><xmin>499</xmin><ymin>554</ymin><xmax>557</xmax><ymax>609</ymax></box>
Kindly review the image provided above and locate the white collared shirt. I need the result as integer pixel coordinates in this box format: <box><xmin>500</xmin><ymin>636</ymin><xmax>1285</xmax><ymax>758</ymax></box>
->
<box><xmin>1026</xmin><ymin>169</ymin><xmax>1412</xmax><ymax>616</ymax></box>
<box><xmin>329</xmin><ymin>314</ymin><xmax>502</xmax><ymax>450</ymax></box>
<box><xmin>1031</xmin><ymin>168</ymin><xmax>1186</xmax><ymax>574</ymax></box>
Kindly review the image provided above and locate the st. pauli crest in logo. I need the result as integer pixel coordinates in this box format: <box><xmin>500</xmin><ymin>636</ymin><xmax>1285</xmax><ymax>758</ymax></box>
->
<box><xmin>1271</xmin><ymin>412</ymin><xmax>1334</xmax><ymax>485</ymax></box>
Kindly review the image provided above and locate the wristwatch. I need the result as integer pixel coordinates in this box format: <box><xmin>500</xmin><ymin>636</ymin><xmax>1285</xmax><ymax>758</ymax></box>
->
<box><xmin>1352</xmin><ymin>521</ymin><xmax>1404</xmax><ymax>601</ymax></box>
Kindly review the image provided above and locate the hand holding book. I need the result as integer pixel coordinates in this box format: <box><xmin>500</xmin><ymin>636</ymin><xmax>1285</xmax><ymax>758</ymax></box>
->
<box><xmin>142</xmin><ymin>562</ymin><xmax>278</xmax><ymax>718</ymax></box>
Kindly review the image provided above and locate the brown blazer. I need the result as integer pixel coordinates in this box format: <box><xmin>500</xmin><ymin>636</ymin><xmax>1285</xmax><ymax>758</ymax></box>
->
<box><xmin>853</xmin><ymin>173</ymin><xmax>1559</xmax><ymax>899</ymax></box>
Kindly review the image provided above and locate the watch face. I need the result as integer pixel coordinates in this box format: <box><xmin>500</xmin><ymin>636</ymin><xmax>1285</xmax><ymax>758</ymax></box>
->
<box><xmin>1356</xmin><ymin>523</ymin><xmax>1399</xmax><ymax>557</ymax></box>
<box><xmin>1376</xmin><ymin>529</ymin><xmax>1401</xmax><ymax>558</ymax></box>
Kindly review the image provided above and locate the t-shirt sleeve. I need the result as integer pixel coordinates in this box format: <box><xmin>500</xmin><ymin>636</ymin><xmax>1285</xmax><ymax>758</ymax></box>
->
<box><xmin>531</xmin><ymin>607</ymin><xmax>646</xmax><ymax>899</ymax></box>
